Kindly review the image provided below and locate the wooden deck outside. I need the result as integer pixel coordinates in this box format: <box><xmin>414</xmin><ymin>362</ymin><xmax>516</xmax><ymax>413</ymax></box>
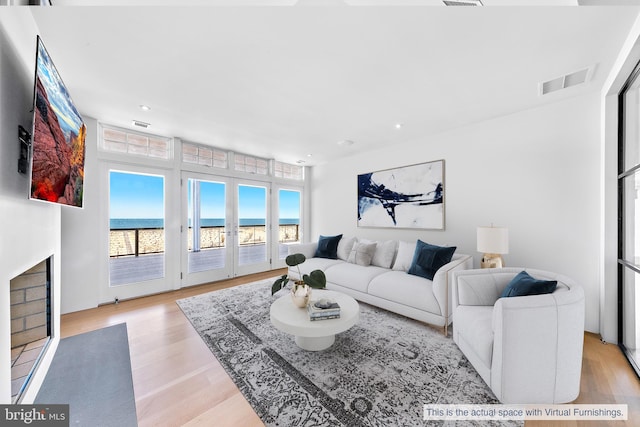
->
<box><xmin>109</xmin><ymin>255</ymin><xmax>165</xmax><ymax>286</ymax></box>
<box><xmin>110</xmin><ymin>243</ymin><xmax>291</xmax><ymax>286</ymax></box>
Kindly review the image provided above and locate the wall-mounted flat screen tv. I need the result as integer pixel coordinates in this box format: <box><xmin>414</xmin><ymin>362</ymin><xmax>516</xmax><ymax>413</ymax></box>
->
<box><xmin>30</xmin><ymin>35</ymin><xmax>86</xmax><ymax>208</ymax></box>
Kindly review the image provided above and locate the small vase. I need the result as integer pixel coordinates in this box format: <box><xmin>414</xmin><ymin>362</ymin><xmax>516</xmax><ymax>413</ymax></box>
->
<box><xmin>291</xmin><ymin>282</ymin><xmax>311</xmax><ymax>308</ymax></box>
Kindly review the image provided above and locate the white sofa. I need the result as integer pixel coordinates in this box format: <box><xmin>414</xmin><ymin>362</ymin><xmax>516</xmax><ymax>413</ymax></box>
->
<box><xmin>287</xmin><ymin>238</ymin><xmax>472</xmax><ymax>333</ymax></box>
<box><xmin>452</xmin><ymin>268</ymin><xmax>585</xmax><ymax>404</ymax></box>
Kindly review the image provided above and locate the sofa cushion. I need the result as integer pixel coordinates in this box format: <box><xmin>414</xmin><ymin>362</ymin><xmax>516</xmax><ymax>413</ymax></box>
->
<box><xmin>361</xmin><ymin>239</ymin><xmax>398</xmax><ymax>269</ymax></box>
<box><xmin>315</xmin><ymin>234</ymin><xmax>343</xmax><ymax>259</ymax></box>
<box><xmin>336</xmin><ymin>236</ymin><xmax>357</xmax><ymax>261</ymax></box>
<box><xmin>392</xmin><ymin>240</ymin><xmax>417</xmax><ymax>271</ymax></box>
<box><xmin>368</xmin><ymin>271</ymin><xmax>441</xmax><ymax>314</ymax></box>
<box><xmin>454</xmin><ymin>305</ymin><xmax>494</xmax><ymax>372</ymax></box>
<box><xmin>500</xmin><ymin>270</ymin><xmax>558</xmax><ymax>298</ymax></box>
<box><xmin>347</xmin><ymin>241</ymin><xmax>377</xmax><ymax>266</ymax></box>
<box><xmin>292</xmin><ymin>257</ymin><xmax>343</xmax><ymax>278</ymax></box>
<box><xmin>325</xmin><ymin>262</ymin><xmax>389</xmax><ymax>293</ymax></box>
<box><xmin>407</xmin><ymin>240</ymin><xmax>456</xmax><ymax>281</ymax></box>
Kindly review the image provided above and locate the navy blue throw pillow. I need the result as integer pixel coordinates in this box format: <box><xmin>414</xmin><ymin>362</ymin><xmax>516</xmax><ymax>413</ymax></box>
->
<box><xmin>315</xmin><ymin>234</ymin><xmax>343</xmax><ymax>259</ymax></box>
<box><xmin>500</xmin><ymin>271</ymin><xmax>558</xmax><ymax>298</ymax></box>
<box><xmin>407</xmin><ymin>240</ymin><xmax>456</xmax><ymax>281</ymax></box>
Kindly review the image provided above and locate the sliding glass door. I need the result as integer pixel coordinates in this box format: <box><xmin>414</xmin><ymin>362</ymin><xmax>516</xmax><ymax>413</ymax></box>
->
<box><xmin>182</xmin><ymin>172</ymin><xmax>233</xmax><ymax>286</ymax></box>
<box><xmin>103</xmin><ymin>163</ymin><xmax>176</xmax><ymax>302</ymax></box>
<box><xmin>181</xmin><ymin>173</ymin><xmax>271</xmax><ymax>284</ymax></box>
<box><xmin>100</xmin><ymin>130</ymin><xmax>306</xmax><ymax>299</ymax></box>
<box><xmin>109</xmin><ymin>170</ymin><xmax>165</xmax><ymax>285</ymax></box>
<box><xmin>618</xmin><ymin>63</ymin><xmax>640</xmax><ymax>377</ymax></box>
<box><xmin>235</xmin><ymin>180</ymin><xmax>271</xmax><ymax>276</ymax></box>
<box><xmin>274</xmin><ymin>188</ymin><xmax>302</xmax><ymax>266</ymax></box>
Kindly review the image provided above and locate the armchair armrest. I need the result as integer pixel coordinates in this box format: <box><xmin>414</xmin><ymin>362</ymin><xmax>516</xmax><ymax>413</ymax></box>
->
<box><xmin>432</xmin><ymin>254</ymin><xmax>473</xmax><ymax>330</ymax></box>
<box><xmin>287</xmin><ymin>242</ymin><xmax>317</xmax><ymax>259</ymax></box>
<box><xmin>453</xmin><ymin>269</ymin><xmax>506</xmax><ymax>308</ymax></box>
<box><xmin>491</xmin><ymin>283</ymin><xmax>585</xmax><ymax>403</ymax></box>
<box><xmin>452</xmin><ymin>267</ymin><xmax>545</xmax><ymax>308</ymax></box>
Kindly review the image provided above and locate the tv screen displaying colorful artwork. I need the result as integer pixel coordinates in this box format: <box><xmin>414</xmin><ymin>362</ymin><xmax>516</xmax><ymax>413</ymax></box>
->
<box><xmin>30</xmin><ymin>36</ymin><xmax>86</xmax><ymax>208</ymax></box>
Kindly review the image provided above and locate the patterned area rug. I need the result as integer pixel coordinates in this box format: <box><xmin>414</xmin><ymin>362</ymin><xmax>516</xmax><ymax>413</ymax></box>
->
<box><xmin>177</xmin><ymin>279</ymin><xmax>520</xmax><ymax>427</ymax></box>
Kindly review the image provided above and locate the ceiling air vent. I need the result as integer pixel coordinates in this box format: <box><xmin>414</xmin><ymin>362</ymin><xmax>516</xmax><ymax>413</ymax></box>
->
<box><xmin>132</xmin><ymin>120</ymin><xmax>150</xmax><ymax>128</ymax></box>
<box><xmin>540</xmin><ymin>66</ymin><xmax>593</xmax><ymax>96</ymax></box>
<box><xmin>443</xmin><ymin>0</ymin><xmax>483</xmax><ymax>5</ymax></box>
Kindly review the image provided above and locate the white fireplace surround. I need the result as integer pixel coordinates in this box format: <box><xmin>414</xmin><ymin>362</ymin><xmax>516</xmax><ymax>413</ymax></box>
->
<box><xmin>0</xmin><ymin>215</ymin><xmax>61</xmax><ymax>404</ymax></box>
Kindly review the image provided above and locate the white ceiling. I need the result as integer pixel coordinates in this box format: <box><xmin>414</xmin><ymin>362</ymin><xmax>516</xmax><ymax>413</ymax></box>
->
<box><xmin>29</xmin><ymin>5</ymin><xmax>639</xmax><ymax>165</ymax></box>
<box><xmin>50</xmin><ymin>1</ymin><xmax>582</xmax><ymax>6</ymax></box>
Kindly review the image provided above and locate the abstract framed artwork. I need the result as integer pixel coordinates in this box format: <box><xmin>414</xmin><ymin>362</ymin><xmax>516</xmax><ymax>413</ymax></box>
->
<box><xmin>357</xmin><ymin>160</ymin><xmax>445</xmax><ymax>230</ymax></box>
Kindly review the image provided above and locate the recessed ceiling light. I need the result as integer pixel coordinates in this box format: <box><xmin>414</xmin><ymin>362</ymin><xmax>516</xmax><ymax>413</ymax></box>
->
<box><xmin>307</xmin><ymin>154</ymin><xmax>313</xmax><ymax>157</ymax></box>
<box><xmin>139</xmin><ymin>104</ymin><xmax>151</xmax><ymax>111</ymax></box>
<box><xmin>296</xmin><ymin>160</ymin><xmax>306</xmax><ymax>164</ymax></box>
<box><xmin>395</xmin><ymin>123</ymin><xmax>403</xmax><ymax>129</ymax></box>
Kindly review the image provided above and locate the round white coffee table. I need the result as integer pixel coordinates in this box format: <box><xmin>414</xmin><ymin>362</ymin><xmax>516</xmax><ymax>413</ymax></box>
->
<box><xmin>270</xmin><ymin>289</ymin><xmax>359</xmax><ymax>351</ymax></box>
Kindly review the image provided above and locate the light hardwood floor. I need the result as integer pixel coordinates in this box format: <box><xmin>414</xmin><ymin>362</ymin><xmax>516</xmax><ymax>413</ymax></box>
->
<box><xmin>60</xmin><ymin>271</ymin><xmax>639</xmax><ymax>427</ymax></box>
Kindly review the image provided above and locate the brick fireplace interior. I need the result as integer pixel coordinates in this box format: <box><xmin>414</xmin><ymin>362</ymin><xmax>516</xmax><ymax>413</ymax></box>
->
<box><xmin>10</xmin><ymin>257</ymin><xmax>52</xmax><ymax>403</ymax></box>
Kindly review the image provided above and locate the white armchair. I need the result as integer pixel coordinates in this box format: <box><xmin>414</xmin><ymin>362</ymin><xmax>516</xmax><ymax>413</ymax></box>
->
<box><xmin>452</xmin><ymin>268</ymin><xmax>585</xmax><ymax>404</ymax></box>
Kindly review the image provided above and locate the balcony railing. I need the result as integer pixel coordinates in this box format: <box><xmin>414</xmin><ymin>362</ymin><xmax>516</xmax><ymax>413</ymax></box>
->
<box><xmin>109</xmin><ymin>224</ymin><xmax>299</xmax><ymax>257</ymax></box>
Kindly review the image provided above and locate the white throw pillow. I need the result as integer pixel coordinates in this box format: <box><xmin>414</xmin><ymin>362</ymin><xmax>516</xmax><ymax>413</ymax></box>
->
<box><xmin>347</xmin><ymin>242</ymin><xmax>377</xmax><ymax>266</ymax></box>
<box><xmin>336</xmin><ymin>236</ymin><xmax>357</xmax><ymax>261</ymax></box>
<box><xmin>372</xmin><ymin>240</ymin><xmax>397</xmax><ymax>269</ymax></box>
<box><xmin>360</xmin><ymin>239</ymin><xmax>398</xmax><ymax>269</ymax></box>
<box><xmin>392</xmin><ymin>240</ymin><xmax>417</xmax><ymax>271</ymax></box>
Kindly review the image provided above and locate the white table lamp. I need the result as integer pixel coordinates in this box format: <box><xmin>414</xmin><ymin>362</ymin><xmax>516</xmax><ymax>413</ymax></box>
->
<box><xmin>477</xmin><ymin>225</ymin><xmax>509</xmax><ymax>268</ymax></box>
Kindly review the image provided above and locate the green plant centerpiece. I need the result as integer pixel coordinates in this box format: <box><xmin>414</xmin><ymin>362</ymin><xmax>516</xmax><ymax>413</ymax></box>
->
<box><xmin>271</xmin><ymin>253</ymin><xmax>327</xmax><ymax>303</ymax></box>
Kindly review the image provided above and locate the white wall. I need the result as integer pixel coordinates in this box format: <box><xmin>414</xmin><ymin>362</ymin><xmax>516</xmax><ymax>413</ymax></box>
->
<box><xmin>310</xmin><ymin>92</ymin><xmax>602</xmax><ymax>333</ymax></box>
<box><xmin>0</xmin><ymin>10</ymin><xmax>61</xmax><ymax>403</ymax></box>
<box><xmin>60</xmin><ymin>117</ymin><xmax>100</xmax><ymax>313</ymax></box>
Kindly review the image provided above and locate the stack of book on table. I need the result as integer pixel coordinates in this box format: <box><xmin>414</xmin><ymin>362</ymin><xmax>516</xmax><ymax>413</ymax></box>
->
<box><xmin>307</xmin><ymin>298</ymin><xmax>341</xmax><ymax>321</ymax></box>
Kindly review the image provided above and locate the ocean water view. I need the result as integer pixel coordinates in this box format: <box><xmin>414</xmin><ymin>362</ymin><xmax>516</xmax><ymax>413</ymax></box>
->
<box><xmin>110</xmin><ymin>218</ymin><xmax>300</xmax><ymax>229</ymax></box>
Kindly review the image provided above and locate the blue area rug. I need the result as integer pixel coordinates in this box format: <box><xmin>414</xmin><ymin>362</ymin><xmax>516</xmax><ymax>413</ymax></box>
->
<box><xmin>35</xmin><ymin>323</ymin><xmax>138</xmax><ymax>427</ymax></box>
<box><xmin>177</xmin><ymin>279</ymin><xmax>521</xmax><ymax>427</ymax></box>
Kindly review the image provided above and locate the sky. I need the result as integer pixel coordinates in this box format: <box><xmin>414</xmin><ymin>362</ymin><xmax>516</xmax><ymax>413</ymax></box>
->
<box><xmin>237</xmin><ymin>185</ymin><xmax>266</xmax><ymax>219</ymax></box>
<box><xmin>111</xmin><ymin>172</ymin><xmax>300</xmax><ymax>220</ymax></box>
<box><xmin>110</xmin><ymin>171</ymin><xmax>164</xmax><ymax>219</ymax></box>
<box><xmin>197</xmin><ymin>180</ymin><xmax>226</xmax><ymax>219</ymax></box>
<box><xmin>279</xmin><ymin>189</ymin><xmax>300</xmax><ymax>219</ymax></box>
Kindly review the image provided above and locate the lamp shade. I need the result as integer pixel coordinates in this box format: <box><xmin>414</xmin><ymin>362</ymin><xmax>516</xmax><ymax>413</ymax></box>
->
<box><xmin>477</xmin><ymin>226</ymin><xmax>509</xmax><ymax>254</ymax></box>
